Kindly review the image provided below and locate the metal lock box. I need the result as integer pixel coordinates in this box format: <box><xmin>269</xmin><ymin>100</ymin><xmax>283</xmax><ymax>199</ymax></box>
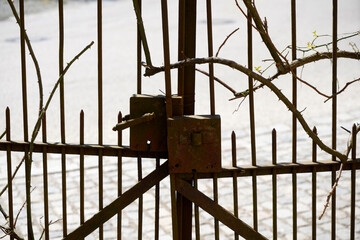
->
<box><xmin>130</xmin><ymin>94</ymin><xmax>183</xmax><ymax>152</ymax></box>
<box><xmin>167</xmin><ymin>115</ymin><xmax>221</xmax><ymax>173</ymax></box>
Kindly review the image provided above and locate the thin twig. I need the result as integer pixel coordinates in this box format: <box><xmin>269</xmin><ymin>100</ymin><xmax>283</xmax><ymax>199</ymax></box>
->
<box><xmin>0</xmin><ymin>204</ymin><xmax>8</xmax><ymax>220</ymax></box>
<box><xmin>14</xmin><ymin>188</ymin><xmax>32</xmax><ymax>227</ymax></box>
<box><xmin>0</xmin><ymin>130</ymin><xmax>5</xmax><ymax>140</ymax></box>
<box><xmin>132</xmin><ymin>0</ymin><xmax>152</xmax><ymax>66</ymax></box>
<box><xmin>293</xmin><ymin>31</ymin><xmax>360</xmax><ymax>53</ymax></box>
<box><xmin>38</xmin><ymin>219</ymin><xmax>61</xmax><ymax>240</ymax></box>
<box><xmin>341</xmin><ymin>126</ymin><xmax>351</xmax><ymax>134</ymax></box>
<box><xmin>319</xmin><ymin>124</ymin><xmax>360</xmax><ymax>220</ymax></box>
<box><xmin>0</xmin><ymin>157</ymin><xmax>25</xmax><ymax>197</ymax></box>
<box><xmin>233</xmin><ymin>96</ymin><xmax>247</xmax><ymax>113</ymax></box>
<box><xmin>195</xmin><ymin>68</ymin><xmax>238</xmax><ymax>95</ymax></box>
<box><xmin>324</xmin><ymin>77</ymin><xmax>360</xmax><ymax>103</ymax></box>
<box><xmin>294</xmin><ymin>74</ymin><xmax>330</xmax><ymax>99</ymax></box>
<box><xmin>216</xmin><ymin>28</ymin><xmax>239</xmax><ymax>57</ymax></box>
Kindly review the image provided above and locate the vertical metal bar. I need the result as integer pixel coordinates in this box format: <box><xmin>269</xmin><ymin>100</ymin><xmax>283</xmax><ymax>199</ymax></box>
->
<box><xmin>134</xmin><ymin>3</ymin><xmax>143</xmax><ymax>236</ymax></box>
<box><xmin>213</xmin><ymin>173</ymin><xmax>219</xmax><ymax>240</ymax></box>
<box><xmin>160</xmin><ymin>0</ymin><xmax>172</xmax><ymax>118</ymax></box>
<box><xmin>117</xmin><ymin>112</ymin><xmax>122</xmax><ymax>240</ymax></box>
<box><xmin>59</xmin><ymin>1</ymin><xmax>65</xmax><ymax>144</ymax></box>
<box><xmin>232</xmin><ymin>131</ymin><xmax>239</xmax><ymax>240</ymax></box>
<box><xmin>291</xmin><ymin>0</ymin><xmax>297</xmax><ymax>161</ymax></box>
<box><xmin>97</xmin><ymin>0</ymin><xmax>104</xmax><ymax>239</ymax></box>
<box><xmin>291</xmin><ymin>1</ymin><xmax>298</xmax><ymax>239</ymax></box>
<box><xmin>183</xmin><ymin>0</ymin><xmax>197</xmax><ymax>115</ymax></box>
<box><xmin>331</xmin><ymin>2</ymin><xmax>338</xmax><ymax>239</ymax></box>
<box><xmin>312</xmin><ymin>127</ymin><xmax>317</xmax><ymax>240</ymax></box>
<box><xmin>170</xmin><ymin>174</ymin><xmax>179</xmax><ymax>240</ymax></box>
<box><xmin>272</xmin><ymin>129</ymin><xmax>277</xmax><ymax>240</ymax></box>
<box><xmin>232</xmin><ymin>131</ymin><xmax>237</xmax><ymax>168</ymax></box>
<box><xmin>331</xmin><ymin>165</ymin><xmax>336</xmax><ymax>240</ymax></box>
<box><xmin>247</xmin><ymin>3</ymin><xmax>257</xmax><ymax>231</ymax></box>
<box><xmin>80</xmin><ymin>111</ymin><xmax>85</xmax><ymax>234</ymax></box>
<box><xmin>19</xmin><ymin>0</ymin><xmax>33</xmax><ymax>238</ymax></box>
<box><xmin>137</xmin><ymin>0</ymin><xmax>142</xmax><ymax>94</ymax></box>
<box><xmin>58</xmin><ymin>0</ymin><xmax>67</xmax><ymax>236</ymax></box>
<box><xmin>6</xmin><ymin>108</ymin><xmax>14</xmax><ymax>240</ymax></box>
<box><xmin>61</xmin><ymin>149</ymin><xmax>67</xmax><ymax>238</ymax></box>
<box><xmin>42</xmin><ymin>113</ymin><xmax>49</xmax><ymax>240</ymax></box>
<box><xmin>332</xmin><ymin>1</ymin><xmax>338</xmax><ymax>161</ymax></box>
<box><xmin>292</xmin><ymin>168</ymin><xmax>297</xmax><ymax>240</ymax></box>
<box><xmin>206</xmin><ymin>0</ymin><xmax>215</xmax><ymax>115</ymax></box>
<box><xmin>17</xmin><ymin>0</ymin><xmax>28</xmax><ymax>123</ymax></box>
<box><xmin>61</xmin><ymin>154</ymin><xmax>67</xmax><ymax>238</ymax></box>
<box><xmin>177</xmin><ymin>0</ymin><xmax>185</xmax><ymax>96</ymax></box>
<box><xmin>194</xmin><ymin>173</ymin><xmax>200</xmax><ymax>240</ymax></box>
<box><xmin>20</xmin><ymin>0</ymin><xmax>28</xmax><ymax>142</ymax></box>
<box><xmin>155</xmin><ymin>158</ymin><xmax>160</xmax><ymax>240</ymax></box>
<box><xmin>137</xmin><ymin>156</ymin><xmax>143</xmax><ymax>240</ymax></box>
<box><xmin>350</xmin><ymin>124</ymin><xmax>356</xmax><ymax>240</ymax></box>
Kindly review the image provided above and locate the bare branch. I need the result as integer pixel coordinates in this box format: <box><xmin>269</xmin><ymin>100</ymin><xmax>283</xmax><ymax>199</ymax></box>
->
<box><xmin>145</xmin><ymin>56</ymin><xmax>348</xmax><ymax>162</ymax></box>
<box><xmin>6</xmin><ymin>0</ymin><xmax>43</xmax><ymax>114</ymax></box>
<box><xmin>232</xmin><ymin>50</ymin><xmax>360</xmax><ymax>99</ymax></box>
<box><xmin>324</xmin><ymin>77</ymin><xmax>360</xmax><ymax>103</ymax></box>
<box><xmin>237</xmin><ymin>0</ymin><xmax>286</xmax><ymax>72</ymax></box>
<box><xmin>216</xmin><ymin>28</ymin><xmax>239</xmax><ymax>57</ymax></box>
<box><xmin>0</xmin><ymin>42</ymin><xmax>94</xmax><ymax>198</ymax></box>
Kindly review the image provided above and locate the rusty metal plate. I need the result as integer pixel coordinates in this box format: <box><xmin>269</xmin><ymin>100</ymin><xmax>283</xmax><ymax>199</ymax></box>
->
<box><xmin>167</xmin><ymin>115</ymin><xmax>221</xmax><ymax>173</ymax></box>
<box><xmin>130</xmin><ymin>94</ymin><xmax>183</xmax><ymax>152</ymax></box>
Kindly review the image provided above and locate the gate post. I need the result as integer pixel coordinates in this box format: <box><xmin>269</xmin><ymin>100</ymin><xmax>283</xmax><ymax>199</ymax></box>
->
<box><xmin>177</xmin><ymin>0</ymin><xmax>197</xmax><ymax>238</ymax></box>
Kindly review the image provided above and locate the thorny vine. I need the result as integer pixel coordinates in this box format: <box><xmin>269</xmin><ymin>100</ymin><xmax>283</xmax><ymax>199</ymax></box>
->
<box><xmin>142</xmin><ymin>0</ymin><xmax>360</xmax><ymax>219</ymax></box>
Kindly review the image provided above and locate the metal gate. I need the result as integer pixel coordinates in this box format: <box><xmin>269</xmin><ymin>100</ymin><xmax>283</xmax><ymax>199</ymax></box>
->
<box><xmin>0</xmin><ymin>0</ymin><xmax>359</xmax><ymax>239</ymax></box>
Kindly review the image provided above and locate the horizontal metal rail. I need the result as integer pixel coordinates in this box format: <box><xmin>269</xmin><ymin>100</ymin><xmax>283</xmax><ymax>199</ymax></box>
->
<box><xmin>179</xmin><ymin>159</ymin><xmax>360</xmax><ymax>179</ymax></box>
<box><xmin>1</xmin><ymin>139</ymin><xmax>358</xmax><ymax>177</ymax></box>
<box><xmin>0</xmin><ymin>140</ymin><xmax>167</xmax><ymax>158</ymax></box>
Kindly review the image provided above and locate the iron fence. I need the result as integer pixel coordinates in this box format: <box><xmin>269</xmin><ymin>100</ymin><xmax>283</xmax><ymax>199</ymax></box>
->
<box><xmin>0</xmin><ymin>0</ymin><xmax>359</xmax><ymax>239</ymax></box>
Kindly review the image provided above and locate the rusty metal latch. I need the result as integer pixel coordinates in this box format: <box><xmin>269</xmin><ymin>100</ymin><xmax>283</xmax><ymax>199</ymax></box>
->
<box><xmin>112</xmin><ymin>112</ymin><xmax>156</xmax><ymax>131</ymax></box>
<box><xmin>168</xmin><ymin>115</ymin><xmax>221</xmax><ymax>173</ymax></box>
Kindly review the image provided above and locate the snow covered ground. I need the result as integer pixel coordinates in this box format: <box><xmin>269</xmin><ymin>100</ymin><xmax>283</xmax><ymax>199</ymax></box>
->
<box><xmin>0</xmin><ymin>0</ymin><xmax>359</xmax><ymax>239</ymax></box>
